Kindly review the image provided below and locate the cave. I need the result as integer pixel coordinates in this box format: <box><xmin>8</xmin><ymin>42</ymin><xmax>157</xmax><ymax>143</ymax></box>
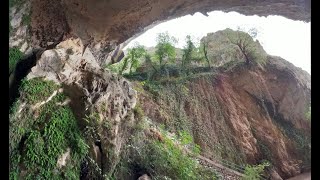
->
<box><xmin>9</xmin><ymin>0</ymin><xmax>311</xmax><ymax>179</ymax></box>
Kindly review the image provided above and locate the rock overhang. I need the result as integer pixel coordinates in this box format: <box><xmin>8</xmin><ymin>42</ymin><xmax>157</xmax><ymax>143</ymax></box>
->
<box><xmin>28</xmin><ymin>0</ymin><xmax>310</xmax><ymax>64</ymax></box>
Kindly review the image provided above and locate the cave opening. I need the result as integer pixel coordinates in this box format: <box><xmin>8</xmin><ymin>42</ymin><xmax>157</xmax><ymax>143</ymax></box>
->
<box><xmin>119</xmin><ymin>11</ymin><xmax>310</xmax><ymax>75</ymax></box>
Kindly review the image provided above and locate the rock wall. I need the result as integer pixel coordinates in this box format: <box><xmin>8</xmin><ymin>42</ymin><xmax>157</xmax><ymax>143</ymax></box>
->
<box><xmin>25</xmin><ymin>38</ymin><xmax>137</xmax><ymax>177</ymax></box>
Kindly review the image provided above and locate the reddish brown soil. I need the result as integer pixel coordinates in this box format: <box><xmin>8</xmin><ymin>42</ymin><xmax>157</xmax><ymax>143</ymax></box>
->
<box><xmin>137</xmin><ymin>60</ymin><xmax>310</xmax><ymax>179</ymax></box>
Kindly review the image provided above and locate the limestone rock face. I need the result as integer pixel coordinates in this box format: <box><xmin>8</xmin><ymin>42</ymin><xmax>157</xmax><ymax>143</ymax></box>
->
<box><xmin>27</xmin><ymin>38</ymin><xmax>137</xmax><ymax>175</ymax></box>
<box><xmin>200</xmin><ymin>29</ymin><xmax>267</xmax><ymax>67</ymax></box>
<box><xmin>9</xmin><ymin>1</ymin><xmax>33</xmax><ymax>55</ymax></box>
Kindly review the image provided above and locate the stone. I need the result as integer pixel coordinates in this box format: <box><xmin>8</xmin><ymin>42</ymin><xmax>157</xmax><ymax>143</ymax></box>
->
<box><xmin>57</xmin><ymin>148</ymin><xmax>71</xmax><ymax>168</ymax></box>
<box><xmin>138</xmin><ymin>174</ymin><xmax>151</xmax><ymax>180</ymax></box>
<box><xmin>10</xmin><ymin>12</ymin><xmax>23</xmax><ymax>29</ymax></box>
<box><xmin>20</xmin><ymin>42</ymin><xmax>28</xmax><ymax>53</ymax></box>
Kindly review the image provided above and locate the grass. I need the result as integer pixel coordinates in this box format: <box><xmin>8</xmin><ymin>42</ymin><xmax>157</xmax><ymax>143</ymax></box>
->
<box><xmin>9</xmin><ymin>47</ymin><xmax>23</xmax><ymax>74</ymax></box>
<box><xmin>9</xmin><ymin>78</ymin><xmax>89</xmax><ymax>179</ymax></box>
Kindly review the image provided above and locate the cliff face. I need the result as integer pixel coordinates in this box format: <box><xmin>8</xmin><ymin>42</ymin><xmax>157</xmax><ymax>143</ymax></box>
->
<box><xmin>137</xmin><ymin>56</ymin><xmax>310</xmax><ymax>178</ymax></box>
<box><xmin>200</xmin><ymin>29</ymin><xmax>268</xmax><ymax>67</ymax></box>
<box><xmin>9</xmin><ymin>38</ymin><xmax>138</xmax><ymax>179</ymax></box>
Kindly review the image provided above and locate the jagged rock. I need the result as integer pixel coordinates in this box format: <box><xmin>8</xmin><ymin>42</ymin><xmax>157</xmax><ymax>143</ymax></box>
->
<box><xmin>27</xmin><ymin>37</ymin><xmax>137</xmax><ymax>176</ymax></box>
<box><xmin>270</xmin><ymin>169</ymin><xmax>284</xmax><ymax>180</ymax></box>
<box><xmin>200</xmin><ymin>29</ymin><xmax>267</xmax><ymax>67</ymax></box>
<box><xmin>138</xmin><ymin>174</ymin><xmax>151</xmax><ymax>180</ymax></box>
<box><xmin>57</xmin><ymin>148</ymin><xmax>71</xmax><ymax>168</ymax></box>
<box><xmin>9</xmin><ymin>1</ymin><xmax>32</xmax><ymax>54</ymax></box>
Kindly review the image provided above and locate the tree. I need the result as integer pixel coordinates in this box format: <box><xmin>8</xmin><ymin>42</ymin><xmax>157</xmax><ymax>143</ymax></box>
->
<box><xmin>119</xmin><ymin>44</ymin><xmax>146</xmax><ymax>74</ymax></box>
<box><xmin>200</xmin><ymin>38</ymin><xmax>211</xmax><ymax>68</ymax></box>
<box><xmin>181</xmin><ymin>35</ymin><xmax>196</xmax><ymax>72</ymax></box>
<box><xmin>119</xmin><ymin>56</ymin><xmax>130</xmax><ymax>75</ymax></box>
<box><xmin>155</xmin><ymin>32</ymin><xmax>177</xmax><ymax>70</ymax></box>
<box><xmin>225</xmin><ymin>28</ymin><xmax>266</xmax><ymax>66</ymax></box>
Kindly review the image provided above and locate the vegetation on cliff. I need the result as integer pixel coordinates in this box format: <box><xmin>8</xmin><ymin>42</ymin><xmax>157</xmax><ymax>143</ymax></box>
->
<box><xmin>103</xmin><ymin>29</ymin><xmax>310</xmax><ymax>178</ymax></box>
<box><xmin>9</xmin><ymin>28</ymin><xmax>310</xmax><ymax>180</ymax></box>
<box><xmin>9</xmin><ymin>47</ymin><xmax>23</xmax><ymax>75</ymax></box>
<box><xmin>9</xmin><ymin>78</ymin><xmax>89</xmax><ymax>179</ymax></box>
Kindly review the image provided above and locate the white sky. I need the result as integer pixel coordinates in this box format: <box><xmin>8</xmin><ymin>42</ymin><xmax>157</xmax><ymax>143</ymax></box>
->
<box><xmin>124</xmin><ymin>11</ymin><xmax>310</xmax><ymax>74</ymax></box>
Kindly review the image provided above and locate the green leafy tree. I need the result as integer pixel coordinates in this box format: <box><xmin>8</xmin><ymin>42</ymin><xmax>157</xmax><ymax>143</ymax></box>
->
<box><xmin>181</xmin><ymin>35</ymin><xmax>196</xmax><ymax>73</ymax></box>
<box><xmin>118</xmin><ymin>56</ymin><xmax>130</xmax><ymax>75</ymax></box>
<box><xmin>144</xmin><ymin>53</ymin><xmax>158</xmax><ymax>79</ymax></box>
<box><xmin>155</xmin><ymin>32</ymin><xmax>177</xmax><ymax>70</ymax></box>
<box><xmin>118</xmin><ymin>44</ymin><xmax>146</xmax><ymax>74</ymax></box>
<box><xmin>225</xmin><ymin>28</ymin><xmax>266</xmax><ymax>66</ymax></box>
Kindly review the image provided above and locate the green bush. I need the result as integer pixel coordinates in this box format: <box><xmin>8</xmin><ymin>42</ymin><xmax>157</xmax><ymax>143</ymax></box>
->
<box><xmin>126</xmin><ymin>128</ymin><xmax>216</xmax><ymax>180</ymax></box>
<box><xmin>242</xmin><ymin>162</ymin><xmax>269</xmax><ymax>180</ymax></box>
<box><xmin>9</xmin><ymin>79</ymin><xmax>89</xmax><ymax>179</ymax></box>
<box><xmin>20</xmin><ymin>77</ymin><xmax>59</xmax><ymax>104</ymax></box>
<box><xmin>133</xmin><ymin>103</ymin><xmax>145</xmax><ymax>121</ymax></box>
<box><xmin>9</xmin><ymin>47</ymin><xmax>23</xmax><ymax>74</ymax></box>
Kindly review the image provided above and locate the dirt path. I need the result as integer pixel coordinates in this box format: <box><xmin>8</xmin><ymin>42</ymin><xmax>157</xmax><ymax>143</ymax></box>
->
<box><xmin>287</xmin><ymin>172</ymin><xmax>311</xmax><ymax>180</ymax></box>
<box><xmin>196</xmin><ymin>154</ymin><xmax>244</xmax><ymax>180</ymax></box>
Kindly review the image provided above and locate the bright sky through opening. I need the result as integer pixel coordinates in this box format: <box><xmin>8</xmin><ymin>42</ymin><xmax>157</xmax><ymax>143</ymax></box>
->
<box><xmin>125</xmin><ymin>11</ymin><xmax>310</xmax><ymax>74</ymax></box>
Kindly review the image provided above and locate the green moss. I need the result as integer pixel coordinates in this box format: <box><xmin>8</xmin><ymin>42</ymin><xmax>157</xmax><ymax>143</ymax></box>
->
<box><xmin>20</xmin><ymin>77</ymin><xmax>59</xmax><ymax>104</ymax></box>
<box><xmin>9</xmin><ymin>47</ymin><xmax>23</xmax><ymax>74</ymax></box>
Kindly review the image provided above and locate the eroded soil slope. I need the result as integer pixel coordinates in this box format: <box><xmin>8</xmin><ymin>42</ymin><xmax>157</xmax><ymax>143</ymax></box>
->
<box><xmin>137</xmin><ymin>57</ymin><xmax>310</xmax><ymax>179</ymax></box>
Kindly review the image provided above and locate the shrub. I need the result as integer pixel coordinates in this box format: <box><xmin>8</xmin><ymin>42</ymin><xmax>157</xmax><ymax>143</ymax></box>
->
<box><xmin>126</xmin><ymin>128</ymin><xmax>216</xmax><ymax>180</ymax></box>
<box><xmin>9</xmin><ymin>79</ymin><xmax>89</xmax><ymax>179</ymax></box>
<box><xmin>242</xmin><ymin>162</ymin><xmax>270</xmax><ymax>180</ymax></box>
<box><xmin>20</xmin><ymin>77</ymin><xmax>59</xmax><ymax>104</ymax></box>
<box><xmin>9</xmin><ymin>47</ymin><xmax>23</xmax><ymax>74</ymax></box>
